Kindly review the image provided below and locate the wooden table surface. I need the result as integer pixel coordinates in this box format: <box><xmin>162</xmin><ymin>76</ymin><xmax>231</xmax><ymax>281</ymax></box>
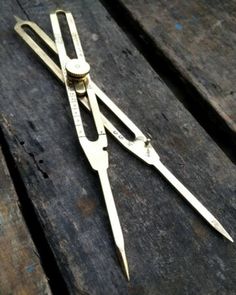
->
<box><xmin>0</xmin><ymin>147</ymin><xmax>51</xmax><ymax>294</ymax></box>
<box><xmin>0</xmin><ymin>0</ymin><xmax>235</xmax><ymax>294</ymax></box>
<box><xmin>103</xmin><ymin>0</ymin><xmax>236</xmax><ymax>153</ymax></box>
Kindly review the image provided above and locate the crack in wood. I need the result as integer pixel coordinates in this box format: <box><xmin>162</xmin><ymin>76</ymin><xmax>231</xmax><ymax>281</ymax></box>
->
<box><xmin>99</xmin><ymin>0</ymin><xmax>236</xmax><ymax>164</ymax></box>
<box><xmin>0</xmin><ymin>124</ymin><xmax>69</xmax><ymax>295</ymax></box>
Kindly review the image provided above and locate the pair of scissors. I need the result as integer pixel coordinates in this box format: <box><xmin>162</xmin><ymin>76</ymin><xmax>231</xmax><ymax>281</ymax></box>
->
<box><xmin>14</xmin><ymin>10</ymin><xmax>233</xmax><ymax>280</ymax></box>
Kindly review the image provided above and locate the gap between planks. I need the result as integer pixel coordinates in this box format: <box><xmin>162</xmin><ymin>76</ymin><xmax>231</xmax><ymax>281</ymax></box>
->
<box><xmin>99</xmin><ymin>0</ymin><xmax>236</xmax><ymax>164</ymax></box>
<box><xmin>0</xmin><ymin>127</ymin><xmax>70</xmax><ymax>295</ymax></box>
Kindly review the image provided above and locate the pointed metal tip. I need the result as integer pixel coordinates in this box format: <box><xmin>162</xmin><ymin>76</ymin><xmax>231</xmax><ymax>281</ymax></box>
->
<box><xmin>154</xmin><ymin>161</ymin><xmax>234</xmax><ymax>244</ymax></box>
<box><xmin>222</xmin><ymin>231</ymin><xmax>234</xmax><ymax>243</ymax></box>
<box><xmin>14</xmin><ymin>15</ymin><xmax>23</xmax><ymax>23</ymax></box>
<box><xmin>117</xmin><ymin>246</ymin><xmax>130</xmax><ymax>281</ymax></box>
<box><xmin>229</xmin><ymin>236</ymin><xmax>234</xmax><ymax>243</ymax></box>
<box><xmin>213</xmin><ymin>220</ymin><xmax>234</xmax><ymax>242</ymax></box>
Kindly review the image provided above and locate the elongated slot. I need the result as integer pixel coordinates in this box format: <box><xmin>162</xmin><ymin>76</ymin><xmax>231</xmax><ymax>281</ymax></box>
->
<box><xmin>22</xmin><ymin>24</ymin><xmax>60</xmax><ymax>67</ymax></box>
<box><xmin>80</xmin><ymin>97</ymin><xmax>99</xmax><ymax>141</ymax></box>
<box><xmin>57</xmin><ymin>11</ymin><xmax>77</xmax><ymax>59</ymax></box>
<box><xmin>97</xmin><ymin>97</ymin><xmax>135</xmax><ymax>142</ymax></box>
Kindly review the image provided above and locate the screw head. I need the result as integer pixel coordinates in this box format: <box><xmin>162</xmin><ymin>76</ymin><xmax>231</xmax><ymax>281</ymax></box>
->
<box><xmin>66</xmin><ymin>59</ymin><xmax>90</xmax><ymax>79</ymax></box>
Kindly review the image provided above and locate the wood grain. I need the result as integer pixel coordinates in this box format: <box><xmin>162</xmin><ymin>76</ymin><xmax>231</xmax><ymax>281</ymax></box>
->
<box><xmin>110</xmin><ymin>0</ymin><xmax>236</xmax><ymax>146</ymax></box>
<box><xmin>0</xmin><ymin>148</ymin><xmax>51</xmax><ymax>294</ymax></box>
<box><xmin>0</xmin><ymin>0</ymin><xmax>235</xmax><ymax>294</ymax></box>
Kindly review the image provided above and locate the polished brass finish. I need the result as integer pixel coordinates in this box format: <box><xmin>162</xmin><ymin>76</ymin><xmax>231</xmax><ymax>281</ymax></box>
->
<box><xmin>50</xmin><ymin>10</ymin><xmax>129</xmax><ymax>280</ymax></box>
<box><xmin>14</xmin><ymin>14</ymin><xmax>234</xmax><ymax>274</ymax></box>
<box><xmin>66</xmin><ymin>59</ymin><xmax>90</xmax><ymax>80</ymax></box>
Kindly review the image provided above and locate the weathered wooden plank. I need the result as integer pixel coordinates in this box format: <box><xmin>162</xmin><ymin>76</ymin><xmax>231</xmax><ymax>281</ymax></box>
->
<box><xmin>109</xmin><ymin>0</ymin><xmax>236</xmax><ymax>146</ymax></box>
<box><xmin>0</xmin><ymin>0</ymin><xmax>236</xmax><ymax>294</ymax></box>
<box><xmin>0</xmin><ymin>148</ymin><xmax>51</xmax><ymax>294</ymax></box>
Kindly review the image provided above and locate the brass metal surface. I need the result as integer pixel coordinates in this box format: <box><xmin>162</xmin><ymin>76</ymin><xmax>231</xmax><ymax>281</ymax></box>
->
<box><xmin>14</xmin><ymin>12</ymin><xmax>234</xmax><ymax>280</ymax></box>
<box><xmin>49</xmin><ymin>10</ymin><xmax>129</xmax><ymax>280</ymax></box>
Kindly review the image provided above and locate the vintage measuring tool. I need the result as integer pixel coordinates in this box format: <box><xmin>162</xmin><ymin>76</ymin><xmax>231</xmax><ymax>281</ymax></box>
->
<box><xmin>50</xmin><ymin>10</ymin><xmax>129</xmax><ymax>280</ymax></box>
<box><xmin>14</xmin><ymin>11</ymin><xmax>233</xmax><ymax>279</ymax></box>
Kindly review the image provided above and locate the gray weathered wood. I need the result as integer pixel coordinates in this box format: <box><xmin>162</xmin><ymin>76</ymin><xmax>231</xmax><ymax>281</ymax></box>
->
<box><xmin>0</xmin><ymin>0</ymin><xmax>235</xmax><ymax>294</ymax></box>
<box><xmin>112</xmin><ymin>0</ymin><xmax>236</xmax><ymax>145</ymax></box>
<box><xmin>0</xmin><ymin>148</ymin><xmax>51</xmax><ymax>294</ymax></box>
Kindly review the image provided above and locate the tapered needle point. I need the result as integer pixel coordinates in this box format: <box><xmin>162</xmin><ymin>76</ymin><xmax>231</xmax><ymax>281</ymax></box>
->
<box><xmin>117</xmin><ymin>246</ymin><xmax>130</xmax><ymax>281</ymax></box>
<box><xmin>217</xmin><ymin>225</ymin><xmax>234</xmax><ymax>242</ymax></box>
<box><xmin>208</xmin><ymin>216</ymin><xmax>233</xmax><ymax>242</ymax></box>
<box><xmin>155</xmin><ymin>161</ymin><xmax>233</xmax><ymax>242</ymax></box>
<box><xmin>14</xmin><ymin>15</ymin><xmax>23</xmax><ymax>22</ymax></box>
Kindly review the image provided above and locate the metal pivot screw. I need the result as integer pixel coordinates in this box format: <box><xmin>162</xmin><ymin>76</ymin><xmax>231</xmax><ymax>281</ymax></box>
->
<box><xmin>66</xmin><ymin>58</ymin><xmax>90</xmax><ymax>81</ymax></box>
<box><xmin>145</xmin><ymin>133</ymin><xmax>152</xmax><ymax>146</ymax></box>
<box><xmin>66</xmin><ymin>59</ymin><xmax>90</xmax><ymax>96</ymax></box>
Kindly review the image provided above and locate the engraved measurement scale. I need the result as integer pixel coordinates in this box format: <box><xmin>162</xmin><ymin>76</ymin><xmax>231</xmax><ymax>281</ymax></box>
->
<box><xmin>14</xmin><ymin>10</ymin><xmax>234</xmax><ymax>281</ymax></box>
